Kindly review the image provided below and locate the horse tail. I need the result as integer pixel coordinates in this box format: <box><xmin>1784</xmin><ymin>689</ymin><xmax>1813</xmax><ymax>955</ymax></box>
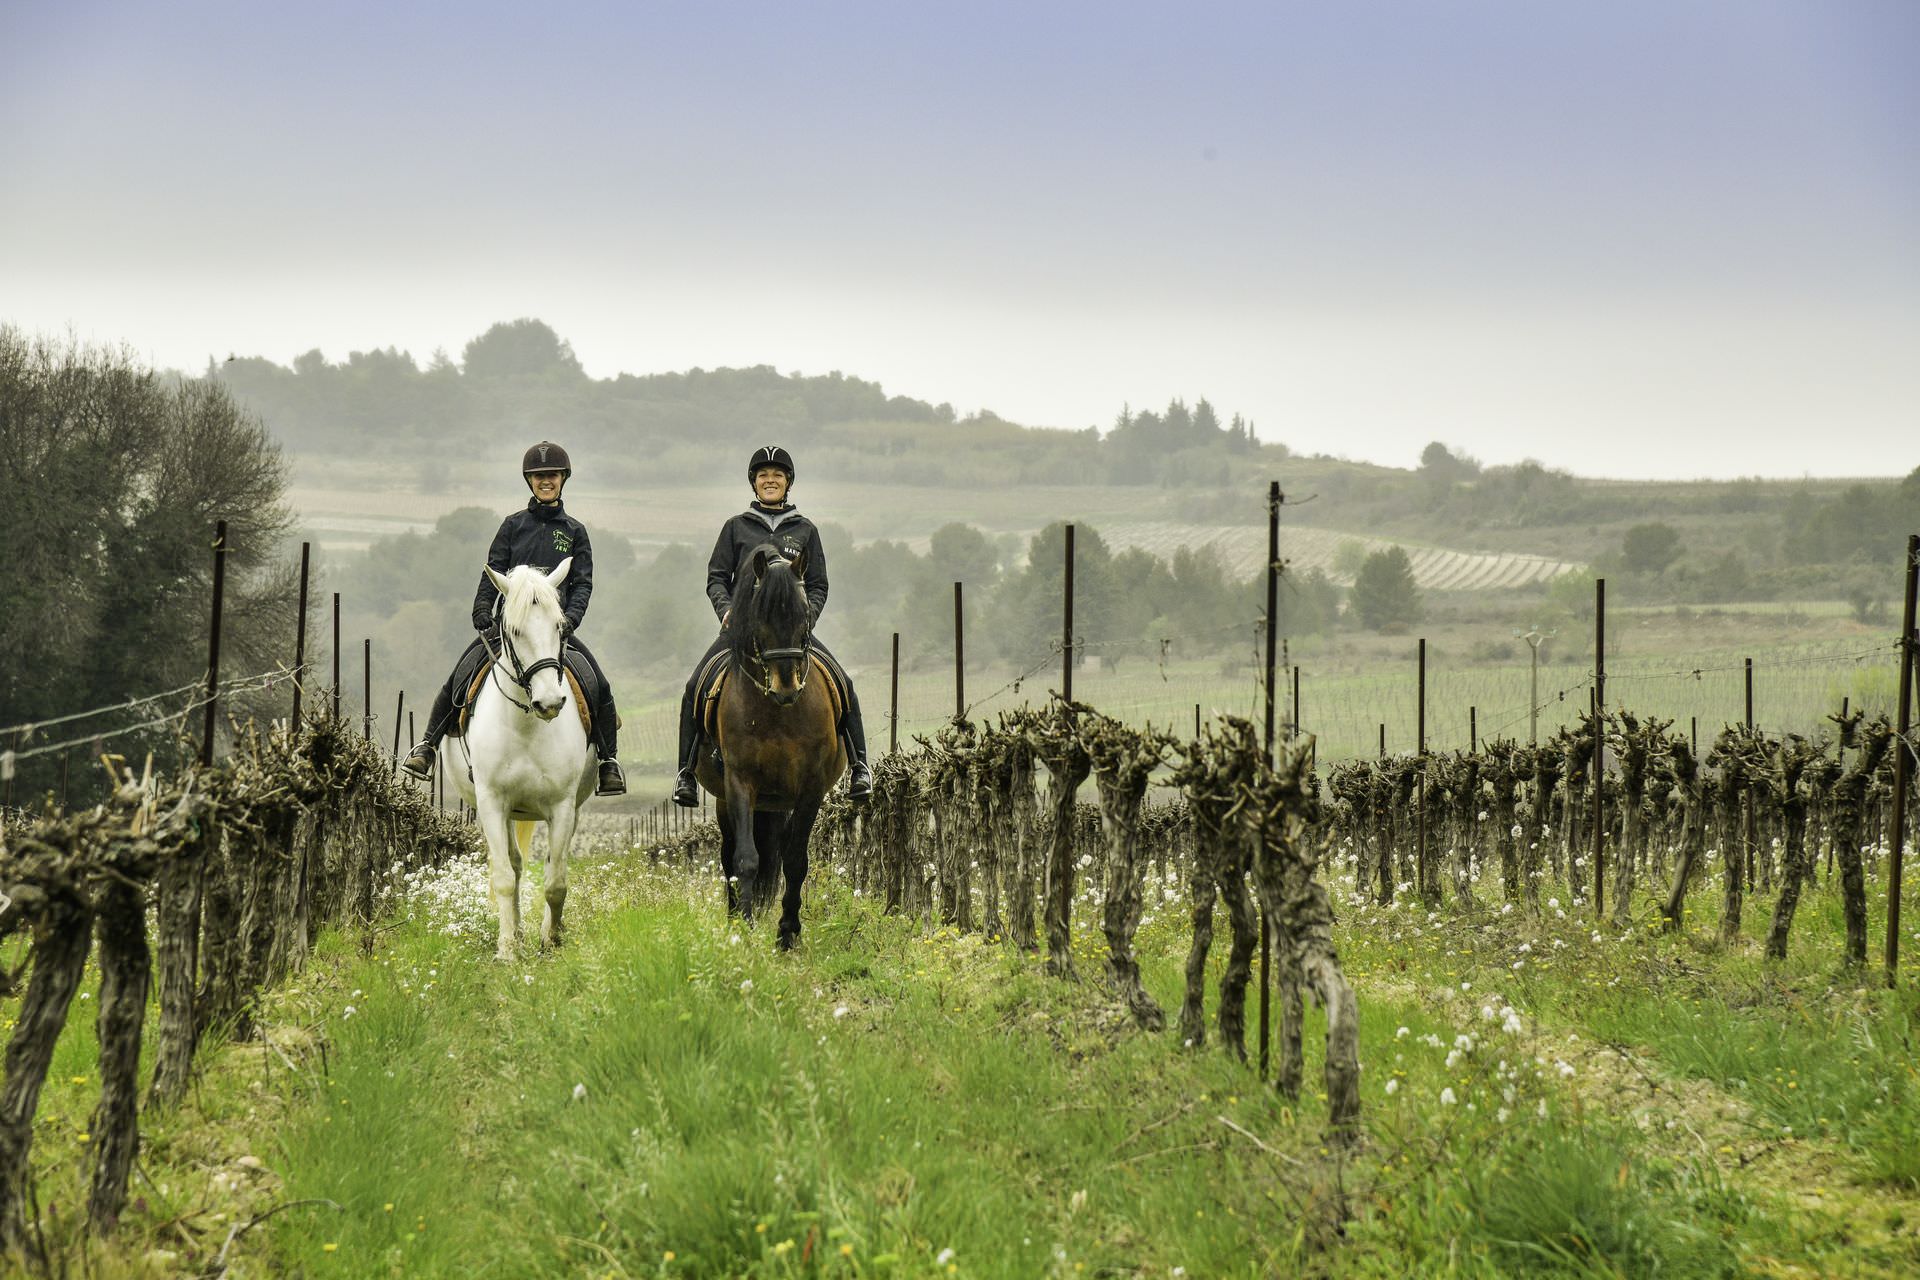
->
<box><xmin>512</xmin><ymin>820</ymin><xmax>535</xmax><ymax>874</ymax></box>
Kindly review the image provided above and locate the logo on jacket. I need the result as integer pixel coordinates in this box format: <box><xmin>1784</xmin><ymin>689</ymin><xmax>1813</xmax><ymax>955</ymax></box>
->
<box><xmin>552</xmin><ymin>530</ymin><xmax>572</xmax><ymax>554</ymax></box>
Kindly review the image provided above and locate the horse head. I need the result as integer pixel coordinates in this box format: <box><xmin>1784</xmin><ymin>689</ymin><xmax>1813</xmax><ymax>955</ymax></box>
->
<box><xmin>485</xmin><ymin>558</ymin><xmax>572</xmax><ymax>720</ymax></box>
<box><xmin>733</xmin><ymin>543</ymin><xmax>812</xmax><ymax>706</ymax></box>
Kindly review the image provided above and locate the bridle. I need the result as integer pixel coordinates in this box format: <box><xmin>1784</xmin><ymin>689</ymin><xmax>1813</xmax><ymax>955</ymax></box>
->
<box><xmin>480</xmin><ymin>606</ymin><xmax>565</xmax><ymax>716</ymax></box>
<box><xmin>738</xmin><ymin>575</ymin><xmax>811</xmax><ymax>700</ymax></box>
<box><xmin>745</xmin><ymin>634</ymin><xmax>811</xmax><ymax>699</ymax></box>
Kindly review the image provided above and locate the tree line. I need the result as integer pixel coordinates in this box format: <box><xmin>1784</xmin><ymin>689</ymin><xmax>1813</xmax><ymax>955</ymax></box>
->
<box><xmin>214</xmin><ymin>318</ymin><xmax>1278</xmax><ymax>490</ymax></box>
<box><xmin>0</xmin><ymin>329</ymin><xmax>297</xmax><ymax>804</ymax></box>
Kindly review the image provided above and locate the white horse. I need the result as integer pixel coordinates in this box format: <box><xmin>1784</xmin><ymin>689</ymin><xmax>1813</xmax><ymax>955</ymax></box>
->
<box><xmin>443</xmin><ymin>560</ymin><xmax>597</xmax><ymax>959</ymax></box>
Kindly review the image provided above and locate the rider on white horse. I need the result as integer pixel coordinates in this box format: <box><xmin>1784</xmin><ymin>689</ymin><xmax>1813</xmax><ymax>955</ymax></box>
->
<box><xmin>402</xmin><ymin>440</ymin><xmax>626</xmax><ymax>796</ymax></box>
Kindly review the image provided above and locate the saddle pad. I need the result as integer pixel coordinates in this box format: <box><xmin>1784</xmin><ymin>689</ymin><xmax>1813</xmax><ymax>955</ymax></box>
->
<box><xmin>455</xmin><ymin>659</ymin><xmax>592</xmax><ymax>739</ymax></box>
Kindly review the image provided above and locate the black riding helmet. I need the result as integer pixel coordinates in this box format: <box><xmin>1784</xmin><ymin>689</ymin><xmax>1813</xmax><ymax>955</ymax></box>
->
<box><xmin>748</xmin><ymin>444</ymin><xmax>794</xmax><ymax>487</ymax></box>
<box><xmin>523</xmin><ymin>440</ymin><xmax>572</xmax><ymax>485</ymax></box>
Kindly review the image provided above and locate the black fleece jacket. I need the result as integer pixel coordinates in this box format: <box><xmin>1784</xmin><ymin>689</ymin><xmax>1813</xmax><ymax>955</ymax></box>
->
<box><xmin>705</xmin><ymin>502</ymin><xmax>827</xmax><ymax>622</ymax></box>
<box><xmin>470</xmin><ymin>498</ymin><xmax>594</xmax><ymax>630</ymax></box>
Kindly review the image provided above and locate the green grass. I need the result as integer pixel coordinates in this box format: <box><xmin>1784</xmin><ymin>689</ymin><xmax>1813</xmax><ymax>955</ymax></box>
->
<box><xmin>252</xmin><ymin>867</ymin><xmax>1350</xmax><ymax>1277</ymax></box>
<box><xmin>15</xmin><ymin>836</ymin><xmax>1920</xmax><ymax>1276</ymax></box>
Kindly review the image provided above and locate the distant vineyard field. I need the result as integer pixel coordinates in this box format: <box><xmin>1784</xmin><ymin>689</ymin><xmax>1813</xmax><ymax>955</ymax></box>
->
<box><xmin>1100</xmin><ymin>522</ymin><xmax>1585</xmax><ymax>591</ymax></box>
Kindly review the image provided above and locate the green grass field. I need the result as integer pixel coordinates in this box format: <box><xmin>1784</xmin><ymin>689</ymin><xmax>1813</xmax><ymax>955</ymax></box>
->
<box><xmin>17</xmin><ymin>838</ymin><xmax>1920</xmax><ymax>1277</ymax></box>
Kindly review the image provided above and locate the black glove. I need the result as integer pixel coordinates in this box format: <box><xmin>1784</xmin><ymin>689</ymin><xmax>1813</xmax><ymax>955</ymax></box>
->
<box><xmin>560</xmin><ymin>618</ymin><xmax>576</xmax><ymax>639</ymax></box>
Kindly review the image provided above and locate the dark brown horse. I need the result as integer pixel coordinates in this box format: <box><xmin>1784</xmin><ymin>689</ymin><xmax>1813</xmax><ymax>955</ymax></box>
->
<box><xmin>695</xmin><ymin>543</ymin><xmax>846</xmax><ymax>948</ymax></box>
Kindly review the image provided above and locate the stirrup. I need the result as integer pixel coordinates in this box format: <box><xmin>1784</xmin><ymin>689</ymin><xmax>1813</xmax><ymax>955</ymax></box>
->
<box><xmin>400</xmin><ymin>741</ymin><xmax>436</xmax><ymax>781</ymax></box>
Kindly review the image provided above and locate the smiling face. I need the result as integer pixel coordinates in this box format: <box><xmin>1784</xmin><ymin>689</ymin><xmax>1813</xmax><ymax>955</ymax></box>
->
<box><xmin>527</xmin><ymin>469</ymin><xmax>566</xmax><ymax>503</ymax></box>
<box><xmin>753</xmin><ymin>466</ymin><xmax>790</xmax><ymax>506</ymax></box>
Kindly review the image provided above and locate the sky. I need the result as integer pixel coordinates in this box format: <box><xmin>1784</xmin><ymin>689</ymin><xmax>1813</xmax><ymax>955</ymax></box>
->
<box><xmin>3</xmin><ymin>0</ymin><xmax>1914</xmax><ymax>480</ymax></box>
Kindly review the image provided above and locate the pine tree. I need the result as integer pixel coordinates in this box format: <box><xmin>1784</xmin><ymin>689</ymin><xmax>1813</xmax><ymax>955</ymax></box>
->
<box><xmin>1350</xmin><ymin>547</ymin><xmax>1421</xmax><ymax>630</ymax></box>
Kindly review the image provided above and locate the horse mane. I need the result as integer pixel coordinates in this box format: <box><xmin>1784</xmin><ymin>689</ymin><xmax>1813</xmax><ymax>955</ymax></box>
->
<box><xmin>500</xmin><ymin>564</ymin><xmax>563</xmax><ymax>634</ymax></box>
<box><xmin>727</xmin><ymin>544</ymin><xmax>808</xmax><ymax>656</ymax></box>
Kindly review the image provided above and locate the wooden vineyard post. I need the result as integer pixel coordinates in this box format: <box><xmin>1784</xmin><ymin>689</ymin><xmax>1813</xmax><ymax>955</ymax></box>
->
<box><xmin>291</xmin><ymin>541</ymin><xmax>310</xmax><ymax>735</ymax></box>
<box><xmin>1260</xmin><ymin>482</ymin><xmax>1280</xmax><ymax>1077</ymax></box>
<box><xmin>1063</xmin><ymin>524</ymin><xmax>1075</xmax><ymax>704</ymax></box>
<box><xmin>1593</xmin><ymin>578</ymin><xmax>1606</xmax><ymax>918</ymax></box>
<box><xmin>390</xmin><ymin>691</ymin><xmax>405</xmax><ymax>776</ymax></box>
<box><xmin>1887</xmin><ymin>534</ymin><xmax>1919</xmax><ymax>986</ymax></box>
<box><xmin>1745</xmin><ymin>657</ymin><xmax>1758</xmax><ymax>894</ymax></box>
<box><xmin>1417</xmin><ymin>637</ymin><xmax>1432</xmax><ymax>905</ymax></box>
<box><xmin>953</xmin><ymin>582</ymin><xmax>965</xmax><ymax>721</ymax></box>
<box><xmin>331</xmin><ymin>593</ymin><xmax>342</xmax><ymax>723</ymax></box>
<box><xmin>200</xmin><ymin>520</ymin><xmax>228</xmax><ymax>768</ymax></box>
<box><xmin>889</xmin><ymin>631</ymin><xmax>899</xmax><ymax>755</ymax></box>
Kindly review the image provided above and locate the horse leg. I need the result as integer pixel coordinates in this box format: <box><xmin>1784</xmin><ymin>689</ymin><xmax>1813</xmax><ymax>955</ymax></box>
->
<box><xmin>777</xmin><ymin>802</ymin><xmax>820</xmax><ymax>951</ymax></box>
<box><xmin>753</xmin><ymin>811</ymin><xmax>787</xmax><ymax>920</ymax></box>
<box><xmin>725</xmin><ymin>775</ymin><xmax>759</xmax><ymax>922</ymax></box>
<box><xmin>476</xmin><ymin>794</ymin><xmax>520</xmax><ymax>961</ymax></box>
<box><xmin>717</xmin><ymin>809</ymin><xmax>741</xmax><ymax>916</ymax></box>
<box><xmin>541</xmin><ymin>804</ymin><xmax>578</xmax><ymax>950</ymax></box>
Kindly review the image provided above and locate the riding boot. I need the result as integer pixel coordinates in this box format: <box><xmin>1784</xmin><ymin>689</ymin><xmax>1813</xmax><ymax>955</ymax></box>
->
<box><xmin>842</xmin><ymin>683</ymin><xmax>872</xmax><ymax>803</ymax></box>
<box><xmin>587</xmin><ymin>679</ymin><xmax>625</xmax><ymax>790</ymax></box>
<box><xmin>671</xmin><ymin>680</ymin><xmax>700</xmax><ymax>807</ymax></box>
<box><xmin>402</xmin><ymin>678</ymin><xmax>459</xmax><ymax>780</ymax></box>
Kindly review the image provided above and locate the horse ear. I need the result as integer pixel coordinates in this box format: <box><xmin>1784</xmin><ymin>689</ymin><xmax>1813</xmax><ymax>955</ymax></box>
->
<box><xmin>544</xmin><ymin>557</ymin><xmax>572</xmax><ymax>590</ymax></box>
<box><xmin>789</xmin><ymin>545</ymin><xmax>808</xmax><ymax>582</ymax></box>
<box><xmin>752</xmin><ymin>547</ymin><xmax>772</xmax><ymax>582</ymax></box>
<box><xmin>486</xmin><ymin>565</ymin><xmax>512</xmax><ymax>595</ymax></box>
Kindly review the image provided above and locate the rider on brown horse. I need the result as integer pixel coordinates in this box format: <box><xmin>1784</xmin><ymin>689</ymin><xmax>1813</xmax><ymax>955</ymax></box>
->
<box><xmin>401</xmin><ymin>440</ymin><xmax>626</xmax><ymax>796</ymax></box>
<box><xmin>671</xmin><ymin>445</ymin><xmax>872</xmax><ymax>805</ymax></box>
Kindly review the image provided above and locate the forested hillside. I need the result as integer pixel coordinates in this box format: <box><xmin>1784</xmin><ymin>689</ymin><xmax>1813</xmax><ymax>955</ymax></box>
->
<box><xmin>215</xmin><ymin>318</ymin><xmax>1273</xmax><ymax>491</ymax></box>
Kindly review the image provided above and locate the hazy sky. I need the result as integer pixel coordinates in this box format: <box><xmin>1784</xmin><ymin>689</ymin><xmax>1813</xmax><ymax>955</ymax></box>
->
<box><xmin>4</xmin><ymin>1</ymin><xmax>1914</xmax><ymax>480</ymax></box>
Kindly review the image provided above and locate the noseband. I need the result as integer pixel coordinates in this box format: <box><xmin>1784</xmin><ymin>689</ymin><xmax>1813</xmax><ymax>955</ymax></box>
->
<box><xmin>482</xmin><ymin>618</ymin><xmax>565</xmax><ymax>716</ymax></box>
<box><xmin>746</xmin><ymin>638</ymin><xmax>811</xmax><ymax>698</ymax></box>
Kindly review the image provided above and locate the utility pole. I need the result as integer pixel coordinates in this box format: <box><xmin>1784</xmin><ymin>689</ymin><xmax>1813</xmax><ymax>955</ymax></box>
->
<box><xmin>1516</xmin><ymin>627</ymin><xmax>1555</xmax><ymax>746</ymax></box>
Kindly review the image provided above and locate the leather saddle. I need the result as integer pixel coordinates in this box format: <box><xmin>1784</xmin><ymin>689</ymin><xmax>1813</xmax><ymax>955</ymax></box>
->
<box><xmin>696</xmin><ymin>648</ymin><xmax>847</xmax><ymax>741</ymax></box>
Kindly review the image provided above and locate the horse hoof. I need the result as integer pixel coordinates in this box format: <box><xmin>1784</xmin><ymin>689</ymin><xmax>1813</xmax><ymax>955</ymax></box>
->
<box><xmin>777</xmin><ymin>929</ymin><xmax>799</xmax><ymax>952</ymax></box>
